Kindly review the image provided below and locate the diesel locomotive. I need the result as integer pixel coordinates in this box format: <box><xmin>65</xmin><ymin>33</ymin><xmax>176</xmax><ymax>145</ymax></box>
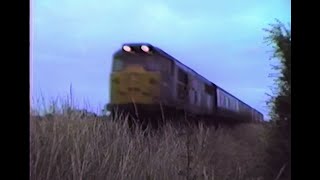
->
<box><xmin>106</xmin><ymin>43</ymin><xmax>263</xmax><ymax>125</ymax></box>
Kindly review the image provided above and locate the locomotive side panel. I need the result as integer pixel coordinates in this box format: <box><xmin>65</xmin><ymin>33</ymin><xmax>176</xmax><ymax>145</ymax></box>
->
<box><xmin>186</xmin><ymin>74</ymin><xmax>206</xmax><ymax>114</ymax></box>
<box><xmin>203</xmin><ymin>83</ymin><xmax>216</xmax><ymax>115</ymax></box>
<box><xmin>173</xmin><ymin>61</ymin><xmax>216</xmax><ymax>115</ymax></box>
<box><xmin>153</xmin><ymin>56</ymin><xmax>176</xmax><ymax>106</ymax></box>
<box><xmin>173</xmin><ymin>66</ymin><xmax>190</xmax><ymax>111</ymax></box>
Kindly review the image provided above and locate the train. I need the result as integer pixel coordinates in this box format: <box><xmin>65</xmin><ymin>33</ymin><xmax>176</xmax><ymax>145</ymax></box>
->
<box><xmin>106</xmin><ymin>43</ymin><xmax>264</xmax><ymax>126</ymax></box>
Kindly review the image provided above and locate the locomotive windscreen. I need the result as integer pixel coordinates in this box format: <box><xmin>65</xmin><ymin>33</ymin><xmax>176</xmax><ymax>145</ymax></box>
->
<box><xmin>112</xmin><ymin>55</ymin><xmax>169</xmax><ymax>73</ymax></box>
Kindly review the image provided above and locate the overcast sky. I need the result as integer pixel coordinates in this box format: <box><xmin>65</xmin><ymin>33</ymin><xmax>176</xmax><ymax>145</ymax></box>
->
<box><xmin>31</xmin><ymin>0</ymin><xmax>291</xmax><ymax>119</ymax></box>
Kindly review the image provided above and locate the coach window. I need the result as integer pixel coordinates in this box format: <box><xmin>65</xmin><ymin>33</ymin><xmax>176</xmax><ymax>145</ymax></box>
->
<box><xmin>178</xmin><ymin>68</ymin><xmax>188</xmax><ymax>84</ymax></box>
<box><xmin>221</xmin><ymin>95</ymin><xmax>225</xmax><ymax>107</ymax></box>
<box><xmin>232</xmin><ymin>100</ymin><xmax>235</xmax><ymax>110</ymax></box>
<box><xmin>229</xmin><ymin>99</ymin><xmax>233</xmax><ymax>110</ymax></box>
<box><xmin>205</xmin><ymin>84</ymin><xmax>215</xmax><ymax>95</ymax></box>
<box><xmin>235</xmin><ymin>101</ymin><xmax>237</xmax><ymax>110</ymax></box>
<box><xmin>170</xmin><ymin>61</ymin><xmax>175</xmax><ymax>75</ymax></box>
<box><xmin>225</xmin><ymin>97</ymin><xmax>229</xmax><ymax>108</ymax></box>
<box><xmin>232</xmin><ymin>99</ymin><xmax>236</xmax><ymax>111</ymax></box>
<box><xmin>178</xmin><ymin>84</ymin><xmax>187</xmax><ymax>99</ymax></box>
<box><xmin>221</xmin><ymin>95</ymin><xmax>224</xmax><ymax>107</ymax></box>
<box><xmin>194</xmin><ymin>91</ymin><xmax>198</xmax><ymax>104</ymax></box>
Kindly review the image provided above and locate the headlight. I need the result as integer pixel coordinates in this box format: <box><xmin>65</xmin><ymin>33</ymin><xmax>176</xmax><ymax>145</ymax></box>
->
<box><xmin>141</xmin><ymin>45</ymin><xmax>150</xmax><ymax>52</ymax></box>
<box><xmin>123</xmin><ymin>45</ymin><xmax>132</xmax><ymax>52</ymax></box>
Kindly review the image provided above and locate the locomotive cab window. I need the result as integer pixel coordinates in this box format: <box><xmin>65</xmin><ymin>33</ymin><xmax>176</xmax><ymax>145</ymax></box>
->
<box><xmin>112</xmin><ymin>58</ymin><xmax>124</xmax><ymax>71</ymax></box>
<box><xmin>112</xmin><ymin>53</ymin><xmax>172</xmax><ymax>74</ymax></box>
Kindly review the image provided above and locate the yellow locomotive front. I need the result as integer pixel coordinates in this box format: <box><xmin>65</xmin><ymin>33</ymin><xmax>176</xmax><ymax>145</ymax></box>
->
<box><xmin>111</xmin><ymin>66</ymin><xmax>160</xmax><ymax>105</ymax></box>
<box><xmin>107</xmin><ymin>44</ymin><xmax>170</xmax><ymax>116</ymax></box>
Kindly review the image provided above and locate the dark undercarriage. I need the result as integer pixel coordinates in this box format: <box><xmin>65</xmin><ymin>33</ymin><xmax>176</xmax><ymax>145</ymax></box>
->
<box><xmin>107</xmin><ymin>103</ymin><xmax>247</xmax><ymax>130</ymax></box>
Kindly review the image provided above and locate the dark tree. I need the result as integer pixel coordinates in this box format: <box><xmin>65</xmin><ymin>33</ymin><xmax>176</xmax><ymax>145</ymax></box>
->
<box><xmin>264</xmin><ymin>19</ymin><xmax>291</xmax><ymax>180</ymax></box>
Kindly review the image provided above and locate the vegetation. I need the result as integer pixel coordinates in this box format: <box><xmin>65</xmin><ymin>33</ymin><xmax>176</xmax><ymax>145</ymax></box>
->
<box><xmin>30</xmin><ymin>107</ymin><xmax>269</xmax><ymax>180</ymax></box>
<box><xmin>263</xmin><ymin>19</ymin><xmax>291</xmax><ymax>180</ymax></box>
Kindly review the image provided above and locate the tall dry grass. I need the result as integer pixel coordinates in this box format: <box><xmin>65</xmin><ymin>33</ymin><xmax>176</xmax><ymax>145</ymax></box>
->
<box><xmin>30</xmin><ymin>110</ymin><xmax>271</xmax><ymax>180</ymax></box>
